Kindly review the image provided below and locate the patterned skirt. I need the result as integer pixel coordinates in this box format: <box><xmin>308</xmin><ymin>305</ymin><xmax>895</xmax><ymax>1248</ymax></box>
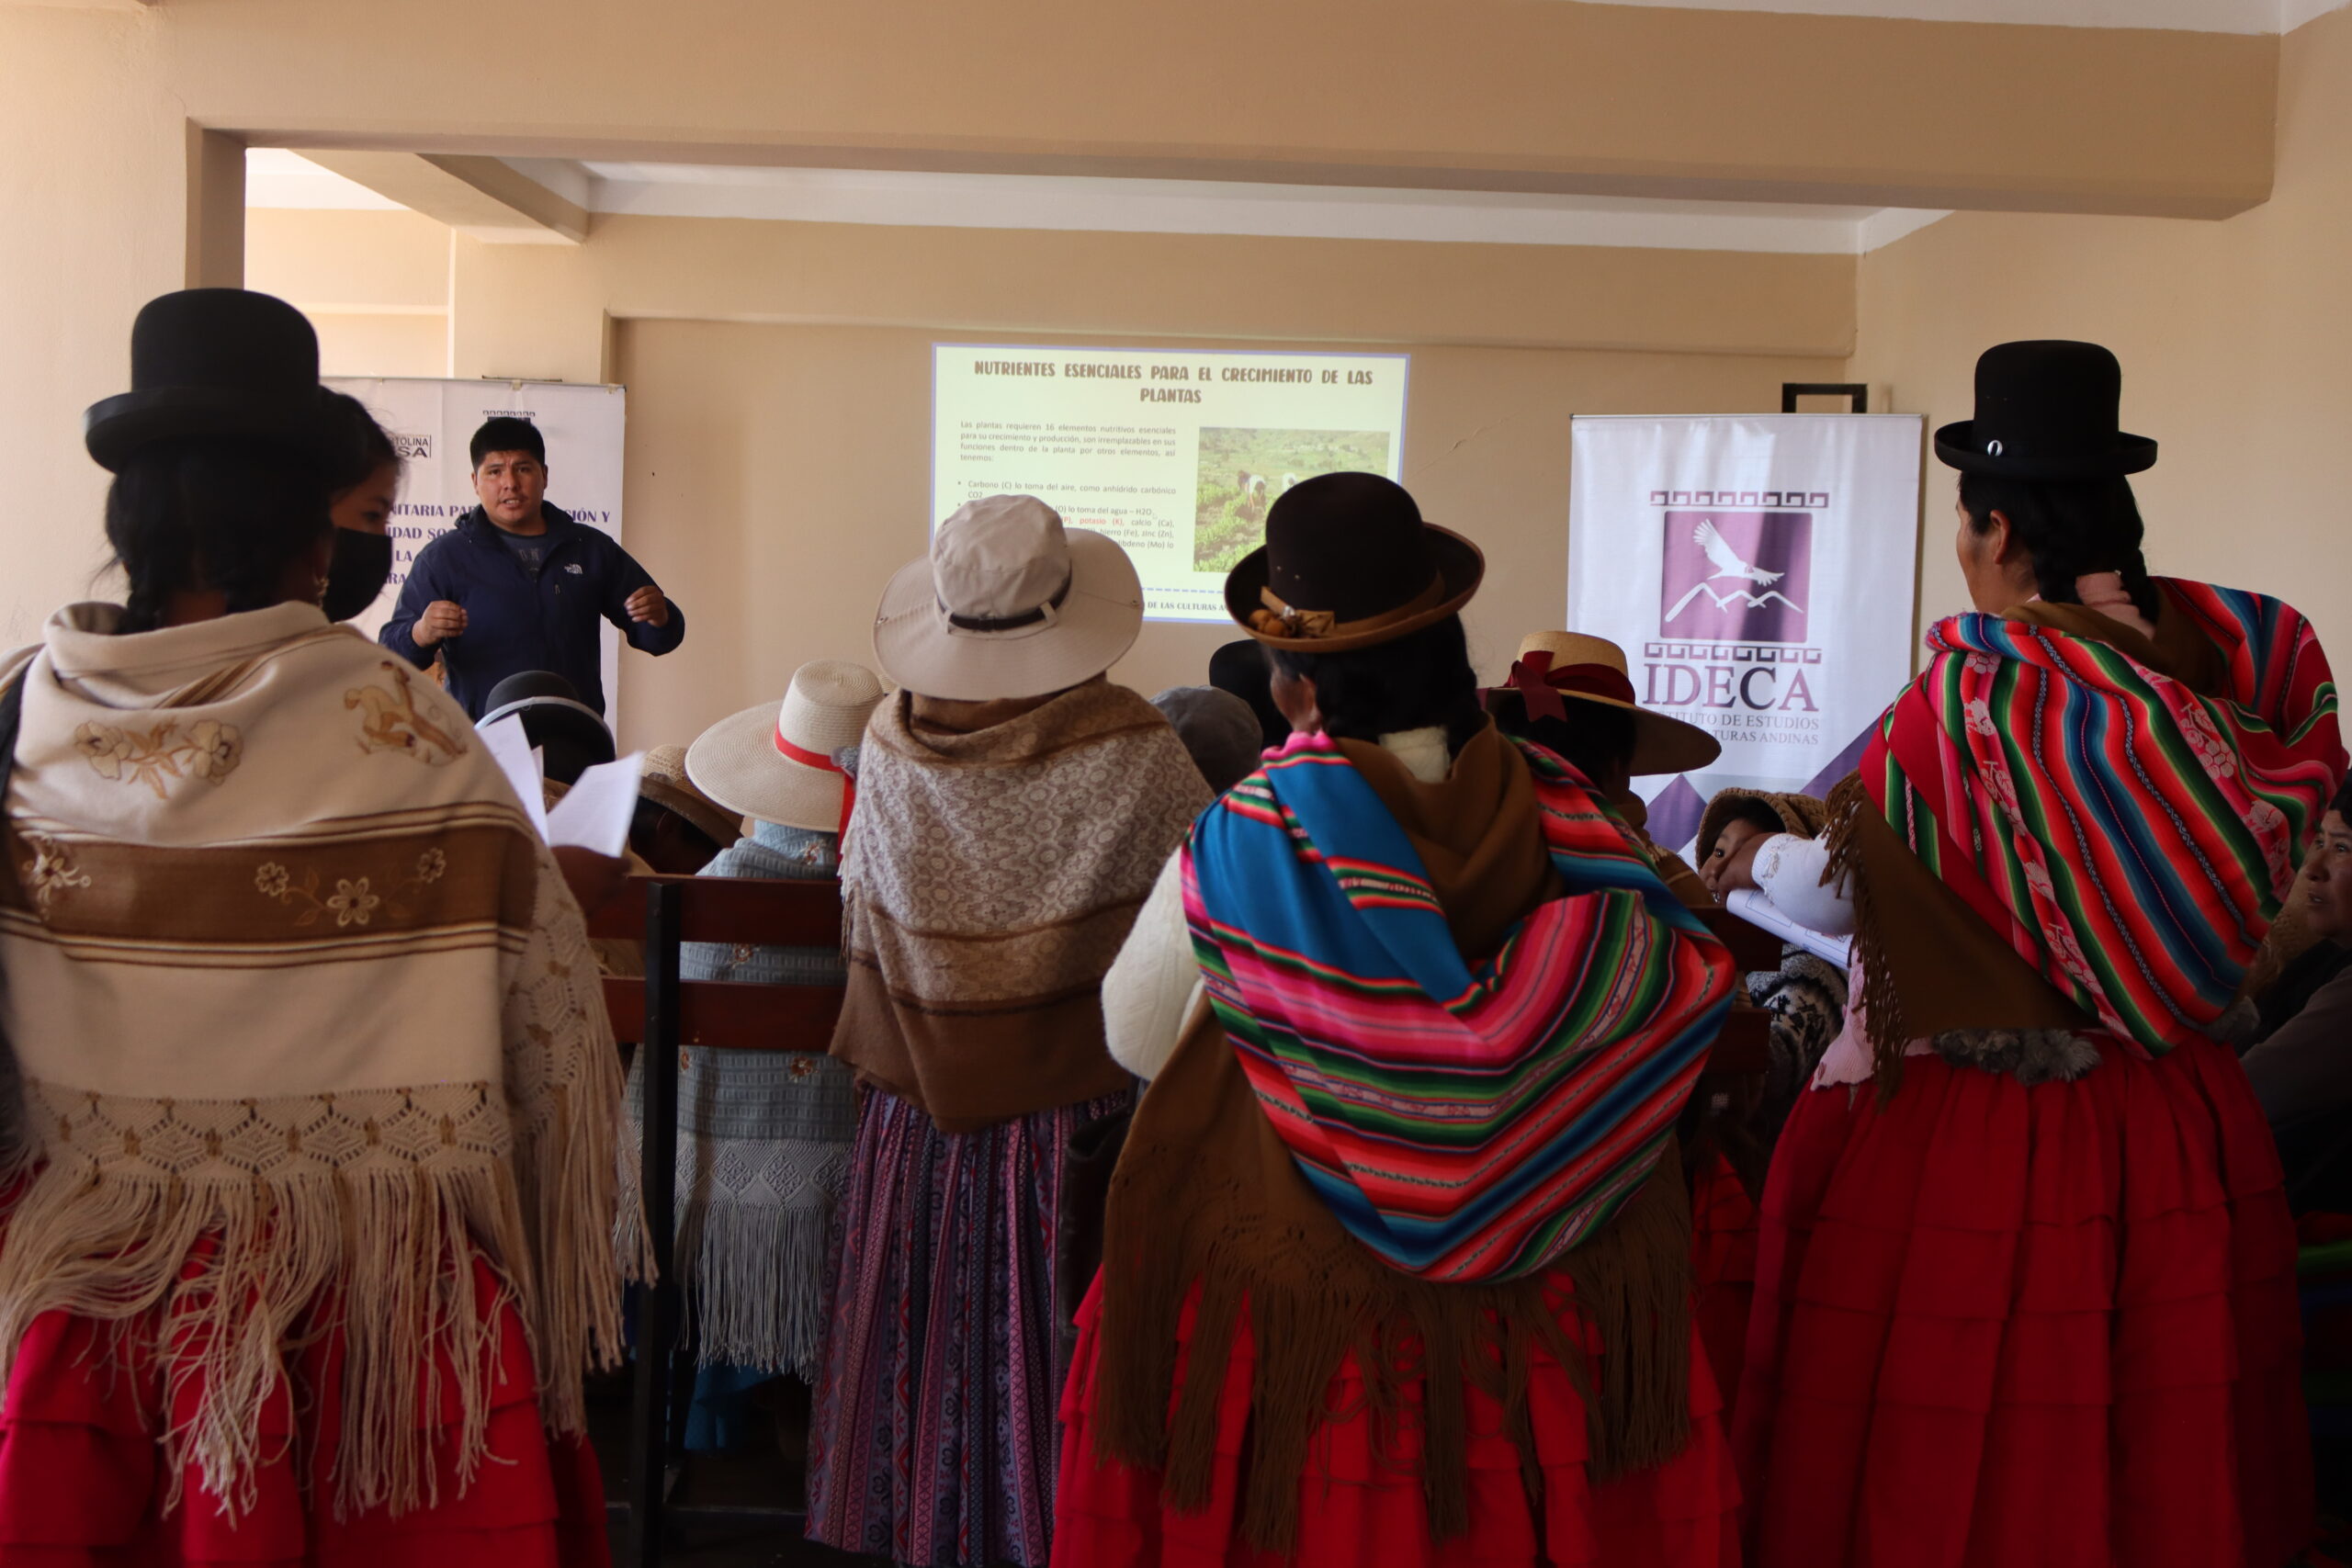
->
<box><xmin>1734</xmin><ymin>1034</ymin><xmax>2312</xmax><ymax>1568</ymax></box>
<box><xmin>806</xmin><ymin>1086</ymin><xmax>1132</xmax><ymax>1568</ymax></box>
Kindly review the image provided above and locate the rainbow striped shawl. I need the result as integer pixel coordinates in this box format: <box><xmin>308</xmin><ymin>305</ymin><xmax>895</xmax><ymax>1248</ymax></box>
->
<box><xmin>1182</xmin><ymin>731</ymin><xmax>1735</xmax><ymax>1283</ymax></box>
<box><xmin>1856</xmin><ymin>579</ymin><xmax>2342</xmax><ymax>1058</ymax></box>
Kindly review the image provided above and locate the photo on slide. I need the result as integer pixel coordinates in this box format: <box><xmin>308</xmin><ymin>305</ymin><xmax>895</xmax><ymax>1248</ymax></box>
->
<box><xmin>1193</xmin><ymin>428</ymin><xmax>1393</xmax><ymax>571</ymax></box>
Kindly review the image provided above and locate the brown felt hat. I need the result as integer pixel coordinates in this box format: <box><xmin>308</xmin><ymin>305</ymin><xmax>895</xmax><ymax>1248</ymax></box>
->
<box><xmin>1223</xmin><ymin>473</ymin><xmax>1483</xmax><ymax>654</ymax></box>
<box><xmin>639</xmin><ymin>744</ymin><xmax>745</xmax><ymax>849</ymax></box>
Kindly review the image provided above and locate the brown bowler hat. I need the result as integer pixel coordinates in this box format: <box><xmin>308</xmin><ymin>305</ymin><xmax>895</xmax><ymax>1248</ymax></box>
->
<box><xmin>1223</xmin><ymin>473</ymin><xmax>1483</xmax><ymax>654</ymax></box>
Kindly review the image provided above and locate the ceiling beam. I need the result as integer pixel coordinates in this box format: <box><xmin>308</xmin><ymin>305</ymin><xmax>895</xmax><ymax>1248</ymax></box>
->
<box><xmin>297</xmin><ymin>152</ymin><xmax>587</xmax><ymax>243</ymax></box>
<box><xmin>189</xmin><ymin>0</ymin><xmax>2275</xmax><ymax>220</ymax></box>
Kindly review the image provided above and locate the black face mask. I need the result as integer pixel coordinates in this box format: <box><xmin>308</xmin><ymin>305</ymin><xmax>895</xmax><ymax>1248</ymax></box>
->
<box><xmin>322</xmin><ymin>527</ymin><xmax>395</xmax><ymax>623</ymax></box>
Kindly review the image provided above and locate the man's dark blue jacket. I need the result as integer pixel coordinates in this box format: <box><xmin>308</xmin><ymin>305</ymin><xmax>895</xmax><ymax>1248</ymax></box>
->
<box><xmin>379</xmin><ymin>503</ymin><xmax>684</xmax><ymax>718</ymax></box>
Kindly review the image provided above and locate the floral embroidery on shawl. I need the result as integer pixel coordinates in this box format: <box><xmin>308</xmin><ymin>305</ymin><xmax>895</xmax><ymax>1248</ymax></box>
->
<box><xmin>17</xmin><ymin>835</ymin><xmax>92</xmax><ymax>912</ymax></box>
<box><xmin>254</xmin><ymin>850</ymin><xmax>449</xmax><ymax>928</ymax></box>
<box><xmin>345</xmin><ymin>662</ymin><xmax>467</xmax><ymax>764</ymax></box>
<box><xmin>72</xmin><ymin>718</ymin><xmax>243</xmax><ymax>795</ymax></box>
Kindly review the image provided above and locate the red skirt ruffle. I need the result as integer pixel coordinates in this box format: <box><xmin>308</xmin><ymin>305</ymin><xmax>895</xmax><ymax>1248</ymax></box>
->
<box><xmin>1690</xmin><ymin>1150</ymin><xmax>1759</xmax><ymax>1413</ymax></box>
<box><xmin>1733</xmin><ymin>1035</ymin><xmax>2312</xmax><ymax>1568</ymax></box>
<box><xmin>0</xmin><ymin>1255</ymin><xmax>608</xmax><ymax>1568</ymax></box>
<box><xmin>1053</xmin><ymin>1273</ymin><xmax>1741</xmax><ymax>1568</ymax></box>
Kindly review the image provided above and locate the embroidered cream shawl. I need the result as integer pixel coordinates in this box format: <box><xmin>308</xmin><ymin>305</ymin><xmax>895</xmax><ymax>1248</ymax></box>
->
<box><xmin>0</xmin><ymin>603</ymin><xmax>626</xmax><ymax>1517</ymax></box>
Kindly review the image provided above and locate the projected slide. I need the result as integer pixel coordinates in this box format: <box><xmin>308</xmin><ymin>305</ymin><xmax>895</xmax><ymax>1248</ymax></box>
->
<box><xmin>933</xmin><ymin>344</ymin><xmax>1410</xmax><ymax>622</ymax></box>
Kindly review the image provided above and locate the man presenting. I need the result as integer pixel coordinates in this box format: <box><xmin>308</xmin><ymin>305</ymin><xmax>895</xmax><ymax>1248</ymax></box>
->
<box><xmin>381</xmin><ymin>415</ymin><xmax>684</xmax><ymax>717</ymax></box>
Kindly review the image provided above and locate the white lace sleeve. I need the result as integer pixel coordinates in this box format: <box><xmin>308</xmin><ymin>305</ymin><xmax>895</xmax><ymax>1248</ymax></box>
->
<box><xmin>1752</xmin><ymin>832</ymin><xmax>1857</xmax><ymax>936</ymax></box>
<box><xmin>1102</xmin><ymin>850</ymin><xmax>1200</xmax><ymax>1082</ymax></box>
<box><xmin>499</xmin><ymin>838</ymin><xmax>629</xmax><ymax>1432</ymax></box>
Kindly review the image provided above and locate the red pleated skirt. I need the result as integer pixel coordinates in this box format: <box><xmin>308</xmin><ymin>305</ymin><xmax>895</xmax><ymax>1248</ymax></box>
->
<box><xmin>1053</xmin><ymin>1272</ymin><xmax>1742</xmax><ymax>1568</ymax></box>
<box><xmin>1734</xmin><ymin>1034</ymin><xmax>2312</xmax><ymax>1568</ymax></box>
<box><xmin>1690</xmin><ymin>1150</ymin><xmax>1760</xmax><ymax>1412</ymax></box>
<box><xmin>0</xmin><ymin>1254</ymin><xmax>609</xmax><ymax>1568</ymax></box>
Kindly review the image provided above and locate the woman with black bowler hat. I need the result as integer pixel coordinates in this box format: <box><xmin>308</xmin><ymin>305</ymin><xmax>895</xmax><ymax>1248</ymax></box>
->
<box><xmin>1063</xmin><ymin>474</ymin><xmax>1742</xmax><ymax>1567</ymax></box>
<box><xmin>1718</xmin><ymin>343</ymin><xmax>2342</xmax><ymax>1567</ymax></box>
<box><xmin>0</xmin><ymin>290</ymin><xmax>625</xmax><ymax>1563</ymax></box>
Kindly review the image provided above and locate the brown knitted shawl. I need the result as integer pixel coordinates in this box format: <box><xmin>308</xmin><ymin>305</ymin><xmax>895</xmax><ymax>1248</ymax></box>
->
<box><xmin>831</xmin><ymin>678</ymin><xmax>1210</xmax><ymax>1131</ymax></box>
<box><xmin>1092</xmin><ymin>730</ymin><xmax>1696</xmax><ymax>1551</ymax></box>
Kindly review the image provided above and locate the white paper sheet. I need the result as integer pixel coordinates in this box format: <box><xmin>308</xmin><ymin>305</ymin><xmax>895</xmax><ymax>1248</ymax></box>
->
<box><xmin>478</xmin><ymin>714</ymin><xmax>550</xmax><ymax>840</ymax></box>
<box><xmin>547</xmin><ymin>751</ymin><xmax>645</xmax><ymax>858</ymax></box>
<box><xmin>1726</xmin><ymin>887</ymin><xmax>1853</xmax><ymax>970</ymax></box>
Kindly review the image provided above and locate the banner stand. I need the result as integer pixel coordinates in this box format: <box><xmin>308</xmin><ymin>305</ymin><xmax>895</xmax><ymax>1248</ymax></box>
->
<box><xmin>1567</xmin><ymin>413</ymin><xmax>1923</xmax><ymax>852</ymax></box>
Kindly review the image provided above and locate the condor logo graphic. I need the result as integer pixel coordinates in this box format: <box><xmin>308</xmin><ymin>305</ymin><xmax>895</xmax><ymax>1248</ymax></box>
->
<box><xmin>1658</xmin><ymin>509</ymin><xmax>1811</xmax><ymax>643</ymax></box>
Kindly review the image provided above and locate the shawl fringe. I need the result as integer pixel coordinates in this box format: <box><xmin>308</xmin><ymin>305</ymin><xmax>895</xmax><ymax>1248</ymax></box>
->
<box><xmin>615</xmin><ymin>1165</ymin><xmax>833</xmax><ymax>1380</ymax></box>
<box><xmin>1094</xmin><ymin>1133</ymin><xmax>1691</xmax><ymax>1553</ymax></box>
<box><xmin>1820</xmin><ymin>772</ymin><xmax>1909</xmax><ymax>1095</ymax></box>
<box><xmin>0</xmin><ymin>1111</ymin><xmax>528</xmax><ymax>1519</ymax></box>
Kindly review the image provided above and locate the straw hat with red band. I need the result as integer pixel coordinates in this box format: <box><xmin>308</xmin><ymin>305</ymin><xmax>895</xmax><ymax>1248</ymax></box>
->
<box><xmin>1223</xmin><ymin>472</ymin><xmax>1484</xmax><ymax>654</ymax></box>
<box><xmin>1488</xmin><ymin>631</ymin><xmax>1721</xmax><ymax>776</ymax></box>
<box><xmin>684</xmin><ymin>660</ymin><xmax>888</xmax><ymax>835</ymax></box>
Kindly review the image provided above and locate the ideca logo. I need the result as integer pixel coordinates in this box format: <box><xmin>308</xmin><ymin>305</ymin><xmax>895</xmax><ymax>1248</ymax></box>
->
<box><xmin>1657</xmin><ymin>509</ymin><xmax>1811</xmax><ymax>643</ymax></box>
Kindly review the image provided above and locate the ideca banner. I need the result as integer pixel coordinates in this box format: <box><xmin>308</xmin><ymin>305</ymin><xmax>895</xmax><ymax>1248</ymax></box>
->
<box><xmin>1567</xmin><ymin>414</ymin><xmax>1923</xmax><ymax>852</ymax></box>
<box><xmin>325</xmin><ymin>377</ymin><xmax>628</xmax><ymax>718</ymax></box>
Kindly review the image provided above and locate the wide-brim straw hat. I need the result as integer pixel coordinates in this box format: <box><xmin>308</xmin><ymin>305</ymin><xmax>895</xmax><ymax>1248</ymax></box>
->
<box><xmin>1224</xmin><ymin>472</ymin><xmax>1483</xmax><ymax>654</ymax></box>
<box><xmin>873</xmin><ymin>494</ymin><xmax>1142</xmax><ymax>702</ymax></box>
<box><xmin>639</xmin><ymin>743</ymin><xmax>745</xmax><ymax>847</ymax></box>
<box><xmin>1696</xmin><ymin>786</ymin><xmax>1830</xmax><ymax>863</ymax></box>
<box><xmin>1493</xmin><ymin>631</ymin><xmax>1720</xmax><ymax>776</ymax></box>
<box><xmin>686</xmin><ymin>660</ymin><xmax>887</xmax><ymax>832</ymax></box>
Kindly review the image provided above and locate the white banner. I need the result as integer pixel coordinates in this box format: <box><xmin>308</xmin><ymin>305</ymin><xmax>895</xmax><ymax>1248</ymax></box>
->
<box><xmin>324</xmin><ymin>378</ymin><xmax>628</xmax><ymax>716</ymax></box>
<box><xmin>1567</xmin><ymin>414</ymin><xmax>1923</xmax><ymax>852</ymax></box>
<box><xmin>932</xmin><ymin>344</ymin><xmax>1409</xmax><ymax>622</ymax></box>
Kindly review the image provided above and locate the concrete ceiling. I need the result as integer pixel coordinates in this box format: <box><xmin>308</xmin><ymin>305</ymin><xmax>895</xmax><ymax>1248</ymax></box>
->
<box><xmin>247</xmin><ymin>150</ymin><xmax>1950</xmax><ymax>256</ymax></box>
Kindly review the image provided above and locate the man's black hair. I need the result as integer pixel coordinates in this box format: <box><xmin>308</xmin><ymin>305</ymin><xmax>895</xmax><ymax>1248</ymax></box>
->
<box><xmin>469</xmin><ymin>416</ymin><xmax>547</xmax><ymax>470</ymax></box>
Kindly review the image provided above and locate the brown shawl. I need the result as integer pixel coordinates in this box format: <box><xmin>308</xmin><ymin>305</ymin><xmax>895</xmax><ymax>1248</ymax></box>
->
<box><xmin>831</xmin><ymin>678</ymin><xmax>1210</xmax><ymax>1131</ymax></box>
<box><xmin>1093</xmin><ymin>726</ymin><xmax>1696</xmax><ymax>1551</ymax></box>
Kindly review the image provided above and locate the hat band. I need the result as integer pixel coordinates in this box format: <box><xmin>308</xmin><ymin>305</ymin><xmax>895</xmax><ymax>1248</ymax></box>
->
<box><xmin>1249</xmin><ymin>576</ymin><xmax>1444</xmax><ymax>643</ymax></box>
<box><xmin>944</xmin><ymin>570</ymin><xmax>1072</xmax><ymax>634</ymax></box>
<box><xmin>774</xmin><ymin>723</ymin><xmax>856</xmax><ymax>837</ymax></box>
<box><xmin>1502</xmin><ymin>651</ymin><xmax>1636</xmax><ymax>723</ymax></box>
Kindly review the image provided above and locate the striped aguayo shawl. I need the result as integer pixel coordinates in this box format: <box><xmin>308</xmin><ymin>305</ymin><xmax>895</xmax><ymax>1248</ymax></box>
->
<box><xmin>0</xmin><ymin>603</ymin><xmax>626</xmax><ymax>1518</ymax></box>
<box><xmin>1833</xmin><ymin>578</ymin><xmax>2342</xmax><ymax>1066</ymax></box>
<box><xmin>1185</xmin><ymin>729</ymin><xmax>1736</xmax><ymax>1282</ymax></box>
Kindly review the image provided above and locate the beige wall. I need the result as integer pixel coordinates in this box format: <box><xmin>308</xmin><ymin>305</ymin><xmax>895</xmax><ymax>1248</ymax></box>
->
<box><xmin>236</xmin><ymin>204</ymin><xmax>1850</xmax><ymax>750</ymax></box>
<box><xmin>242</xmin><ymin>208</ymin><xmax>450</xmax><ymax>376</ymax></box>
<box><xmin>0</xmin><ymin>8</ymin><xmax>191</xmax><ymax>639</ymax></box>
<box><xmin>616</xmin><ymin>320</ymin><xmax>1839</xmax><ymax>753</ymax></box>
<box><xmin>1849</xmin><ymin>6</ymin><xmax>2352</xmax><ymax>662</ymax></box>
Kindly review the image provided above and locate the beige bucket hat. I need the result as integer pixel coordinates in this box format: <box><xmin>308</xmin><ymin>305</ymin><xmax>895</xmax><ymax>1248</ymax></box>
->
<box><xmin>685</xmin><ymin>660</ymin><xmax>888</xmax><ymax>833</ymax></box>
<box><xmin>1490</xmin><ymin>631</ymin><xmax>1721</xmax><ymax>776</ymax></box>
<box><xmin>872</xmin><ymin>494</ymin><xmax>1143</xmax><ymax>701</ymax></box>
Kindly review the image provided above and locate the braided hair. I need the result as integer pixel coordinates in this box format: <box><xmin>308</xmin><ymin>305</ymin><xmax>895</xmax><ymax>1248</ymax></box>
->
<box><xmin>1958</xmin><ymin>470</ymin><xmax>2158</xmax><ymax>624</ymax></box>
<box><xmin>1266</xmin><ymin>615</ymin><xmax>1486</xmax><ymax>755</ymax></box>
<box><xmin>105</xmin><ymin>437</ymin><xmax>334</xmax><ymax>634</ymax></box>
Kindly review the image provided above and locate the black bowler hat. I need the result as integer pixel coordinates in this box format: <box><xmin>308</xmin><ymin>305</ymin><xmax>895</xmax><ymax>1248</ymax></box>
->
<box><xmin>479</xmin><ymin>671</ymin><xmax>616</xmax><ymax>787</ymax></box>
<box><xmin>1224</xmin><ymin>472</ymin><xmax>1483</xmax><ymax>654</ymax></box>
<box><xmin>1933</xmin><ymin>340</ymin><xmax>2156</xmax><ymax>480</ymax></box>
<box><xmin>84</xmin><ymin>289</ymin><xmax>335</xmax><ymax>473</ymax></box>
